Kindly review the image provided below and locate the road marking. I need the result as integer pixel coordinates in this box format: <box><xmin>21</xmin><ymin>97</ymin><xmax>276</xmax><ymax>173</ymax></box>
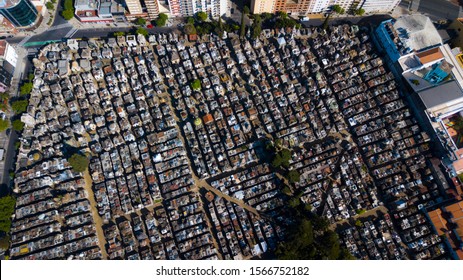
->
<box><xmin>18</xmin><ymin>36</ymin><xmax>32</xmax><ymax>46</ymax></box>
<box><xmin>64</xmin><ymin>28</ymin><xmax>78</xmax><ymax>38</ymax></box>
<box><xmin>48</xmin><ymin>22</ymin><xmax>72</xmax><ymax>31</ymax></box>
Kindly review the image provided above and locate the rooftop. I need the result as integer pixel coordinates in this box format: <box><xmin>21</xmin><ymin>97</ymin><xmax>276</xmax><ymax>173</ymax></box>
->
<box><xmin>394</xmin><ymin>15</ymin><xmax>443</xmax><ymax>52</ymax></box>
<box><xmin>418</xmin><ymin>80</ymin><xmax>463</xmax><ymax>110</ymax></box>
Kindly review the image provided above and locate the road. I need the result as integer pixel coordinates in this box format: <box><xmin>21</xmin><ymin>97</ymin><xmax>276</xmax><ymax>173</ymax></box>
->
<box><xmin>401</xmin><ymin>0</ymin><xmax>463</xmax><ymax>21</ymax></box>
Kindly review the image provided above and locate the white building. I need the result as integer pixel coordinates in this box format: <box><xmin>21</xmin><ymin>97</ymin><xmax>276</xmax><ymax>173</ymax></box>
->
<box><xmin>0</xmin><ymin>39</ymin><xmax>17</xmax><ymax>67</ymax></box>
<box><xmin>308</xmin><ymin>0</ymin><xmax>355</xmax><ymax>14</ymax></box>
<box><xmin>125</xmin><ymin>0</ymin><xmax>143</xmax><ymax>15</ymax></box>
<box><xmin>359</xmin><ymin>0</ymin><xmax>400</xmax><ymax>13</ymax></box>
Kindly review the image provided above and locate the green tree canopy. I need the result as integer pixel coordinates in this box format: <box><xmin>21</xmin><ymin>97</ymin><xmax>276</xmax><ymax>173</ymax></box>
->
<box><xmin>46</xmin><ymin>2</ymin><xmax>54</xmax><ymax>9</ymax></box>
<box><xmin>332</xmin><ymin>5</ymin><xmax>345</xmax><ymax>14</ymax></box>
<box><xmin>191</xmin><ymin>79</ymin><xmax>201</xmax><ymax>91</ymax></box>
<box><xmin>186</xmin><ymin>16</ymin><xmax>195</xmax><ymax>25</ymax></box>
<box><xmin>11</xmin><ymin>100</ymin><xmax>28</xmax><ymax>114</ymax></box>
<box><xmin>0</xmin><ymin>118</ymin><xmax>9</xmax><ymax>132</ymax></box>
<box><xmin>63</xmin><ymin>0</ymin><xmax>73</xmax><ymax>10</ymax></box>
<box><xmin>272</xmin><ymin>148</ymin><xmax>292</xmax><ymax>168</ymax></box>
<box><xmin>196</xmin><ymin>11</ymin><xmax>208</xmax><ymax>22</ymax></box>
<box><xmin>355</xmin><ymin>8</ymin><xmax>365</xmax><ymax>16</ymax></box>
<box><xmin>243</xmin><ymin>5</ymin><xmax>250</xmax><ymax>15</ymax></box>
<box><xmin>276</xmin><ymin>215</ymin><xmax>354</xmax><ymax>260</ymax></box>
<box><xmin>62</xmin><ymin>9</ymin><xmax>74</xmax><ymax>20</ymax></box>
<box><xmin>113</xmin><ymin>31</ymin><xmax>125</xmax><ymax>37</ymax></box>
<box><xmin>12</xmin><ymin>119</ymin><xmax>24</xmax><ymax>132</ymax></box>
<box><xmin>68</xmin><ymin>153</ymin><xmax>89</xmax><ymax>172</ymax></box>
<box><xmin>135</xmin><ymin>17</ymin><xmax>147</xmax><ymax>26</ymax></box>
<box><xmin>135</xmin><ymin>27</ymin><xmax>149</xmax><ymax>37</ymax></box>
<box><xmin>184</xmin><ymin>24</ymin><xmax>197</xmax><ymax>35</ymax></box>
<box><xmin>0</xmin><ymin>195</ymin><xmax>16</xmax><ymax>233</ymax></box>
<box><xmin>155</xmin><ymin>13</ymin><xmax>168</xmax><ymax>26</ymax></box>
<box><xmin>20</xmin><ymin>82</ymin><xmax>33</xmax><ymax>96</ymax></box>
<box><xmin>287</xmin><ymin>170</ymin><xmax>301</xmax><ymax>184</ymax></box>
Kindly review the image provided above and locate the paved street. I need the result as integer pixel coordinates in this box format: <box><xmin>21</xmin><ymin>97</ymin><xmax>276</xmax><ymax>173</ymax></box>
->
<box><xmin>401</xmin><ymin>0</ymin><xmax>463</xmax><ymax>21</ymax></box>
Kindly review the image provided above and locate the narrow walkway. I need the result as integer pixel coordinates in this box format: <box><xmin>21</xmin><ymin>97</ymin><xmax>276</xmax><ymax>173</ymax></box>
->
<box><xmin>83</xmin><ymin>170</ymin><xmax>108</xmax><ymax>259</ymax></box>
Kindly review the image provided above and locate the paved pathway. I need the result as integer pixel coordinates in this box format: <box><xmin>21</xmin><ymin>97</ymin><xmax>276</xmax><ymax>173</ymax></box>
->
<box><xmin>83</xmin><ymin>170</ymin><xmax>108</xmax><ymax>259</ymax></box>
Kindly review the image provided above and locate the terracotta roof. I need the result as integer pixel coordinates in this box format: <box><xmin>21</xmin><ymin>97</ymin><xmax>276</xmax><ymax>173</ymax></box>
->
<box><xmin>202</xmin><ymin>114</ymin><xmax>213</xmax><ymax>124</ymax></box>
<box><xmin>416</xmin><ymin>47</ymin><xmax>444</xmax><ymax>65</ymax></box>
<box><xmin>0</xmin><ymin>40</ymin><xmax>6</xmax><ymax>57</ymax></box>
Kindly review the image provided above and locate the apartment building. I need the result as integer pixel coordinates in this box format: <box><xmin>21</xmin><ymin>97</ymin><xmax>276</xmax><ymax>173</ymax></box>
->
<box><xmin>359</xmin><ymin>0</ymin><xmax>400</xmax><ymax>13</ymax></box>
<box><xmin>125</xmin><ymin>0</ymin><xmax>144</xmax><ymax>15</ymax></box>
<box><xmin>252</xmin><ymin>0</ymin><xmax>399</xmax><ymax>15</ymax></box>
<box><xmin>251</xmin><ymin>0</ymin><xmax>275</xmax><ymax>14</ymax></box>
<box><xmin>145</xmin><ymin>0</ymin><xmax>160</xmax><ymax>19</ymax></box>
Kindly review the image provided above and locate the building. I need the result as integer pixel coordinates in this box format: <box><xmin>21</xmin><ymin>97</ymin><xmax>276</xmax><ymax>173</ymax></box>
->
<box><xmin>0</xmin><ymin>39</ymin><xmax>17</xmax><ymax>67</ymax></box>
<box><xmin>359</xmin><ymin>0</ymin><xmax>400</xmax><ymax>14</ymax></box>
<box><xmin>145</xmin><ymin>0</ymin><xmax>160</xmax><ymax>20</ymax></box>
<box><xmin>125</xmin><ymin>0</ymin><xmax>144</xmax><ymax>15</ymax></box>
<box><xmin>0</xmin><ymin>64</ymin><xmax>12</xmax><ymax>92</ymax></box>
<box><xmin>75</xmin><ymin>0</ymin><xmax>125</xmax><ymax>22</ymax></box>
<box><xmin>375</xmin><ymin>15</ymin><xmax>443</xmax><ymax>62</ymax></box>
<box><xmin>30</xmin><ymin>0</ymin><xmax>46</xmax><ymax>16</ymax></box>
<box><xmin>448</xmin><ymin>19</ymin><xmax>463</xmax><ymax>50</ymax></box>
<box><xmin>0</xmin><ymin>14</ymin><xmax>17</xmax><ymax>38</ymax></box>
<box><xmin>0</xmin><ymin>0</ymin><xmax>38</xmax><ymax>27</ymax></box>
<box><xmin>251</xmin><ymin>0</ymin><xmax>275</xmax><ymax>14</ymax></box>
<box><xmin>428</xmin><ymin>201</ymin><xmax>463</xmax><ymax>259</ymax></box>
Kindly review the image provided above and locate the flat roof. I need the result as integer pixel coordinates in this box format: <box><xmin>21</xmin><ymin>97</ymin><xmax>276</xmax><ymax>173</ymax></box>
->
<box><xmin>418</xmin><ymin>81</ymin><xmax>463</xmax><ymax>109</ymax></box>
<box><xmin>394</xmin><ymin>15</ymin><xmax>442</xmax><ymax>52</ymax></box>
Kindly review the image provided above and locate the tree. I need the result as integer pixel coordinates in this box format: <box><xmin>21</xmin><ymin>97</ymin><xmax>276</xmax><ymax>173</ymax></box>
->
<box><xmin>0</xmin><ymin>92</ymin><xmax>9</xmax><ymax>111</ymax></box>
<box><xmin>289</xmin><ymin>197</ymin><xmax>301</xmax><ymax>208</ymax></box>
<box><xmin>196</xmin><ymin>11</ymin><xmax>208</xmax><ymax>22</ymax></box>
<box><xmin>322</xmin><ymin>14</ymin><xmax>331</xmax><ymax>30</ymax></box>
<box><xmin>11</xmin><ymin>100</ymin><xmax>28</xmax><ymax>114</ymax></box>
<box><xmin>0</xmin><ymin>195</ymin><xmax>16</xmax><ymax>233</ymax></box>
<box><xmin>113</xmin><ymin>31</ymin><xmax>125</xmax><ymax>37</ymax></box>
<box><xmin>12</xmin><ymin>119</ymin><xmax>24</xmax><ymax>132</ymax></box>
<box><xmin>135</xmin><ymin>27</ymin><xmax>148</xmax><ymax>37</ymax></box>
<box><xmin>287</xmin><ymin>170</ymin><xmax>301</xmax><ymax>184</ymax></box>
<box><xmin>332</xmin><ymin>5</ymin><xmax>343</xmax><ymax>14</ymax></box>
<box><xmin>135</xmin><ymin>17</ymin><xmax>146</xmax><ymax>26</ymax></box>
<box><xmin>186</xmin><ymin>16</ymin><xmax>195</xmax><ymax>25</ymax></box>
<box><xmin>155</xmin><ymin>13</ymin><xmax>168</xmax><ymax>27</ymax></box>
<box><xmin>68</xmin><ymin>153</ymin><xmax>89</xmax><ymax>172</ymax></box>
<box><xmin>0</xmin><ymin>118</ymin><xmax>9</xmax><ymax>132</ymax></box>
<box><xmin>355</xmin><ymin>8</ymin><xmax>365</xmax><ymax>16</ymax></box>
<box><xmin>251</xmin><ymin>14</ymin><xmax>262</xmax><ymax>39</ymax></box>
<box><xmin>20</xmin><ymin>82</ymin><xmax>33</xmax><ymax>96</ymax></box>
<box><xmin>46</xmin><ymin>2</ymin><xmax>54</xmax><ymax>9</ymax></box>
<box><xmin>240</xmin><ymin>11</ymin><xmax>246</xmax><ymax>38</ymax></box>
<box><xmin>63</xmin><ymin>0</ymin><xmax>73</xmax><ymax>10</ymax></box>
<box><xmin>277</xmin><ymin>11</ymin><xmax>288</xmax><ymax>19</ymax></box>
<box><xmin>184</xmin><ymin>24</ymin><xmax>197</xmax><ymax>35</ymax></box>
<box><xmin>243</xmin><ymin>5</ymin><xmax>250</xmax><ymax>15</ymax></box>
<box><xmin>61</xmin><ymin>9</ymin><xmax>74</xmax><ymax>20</ymax></box>
<box><xmin>272</xmin><ymin>148</ymin><xmax>292</xmax><ymax>168</ymax></box>
<box><xmin>191</xmin><ymin>79</ymin><xmax>201</xmax><ymax>91</ymax></box>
